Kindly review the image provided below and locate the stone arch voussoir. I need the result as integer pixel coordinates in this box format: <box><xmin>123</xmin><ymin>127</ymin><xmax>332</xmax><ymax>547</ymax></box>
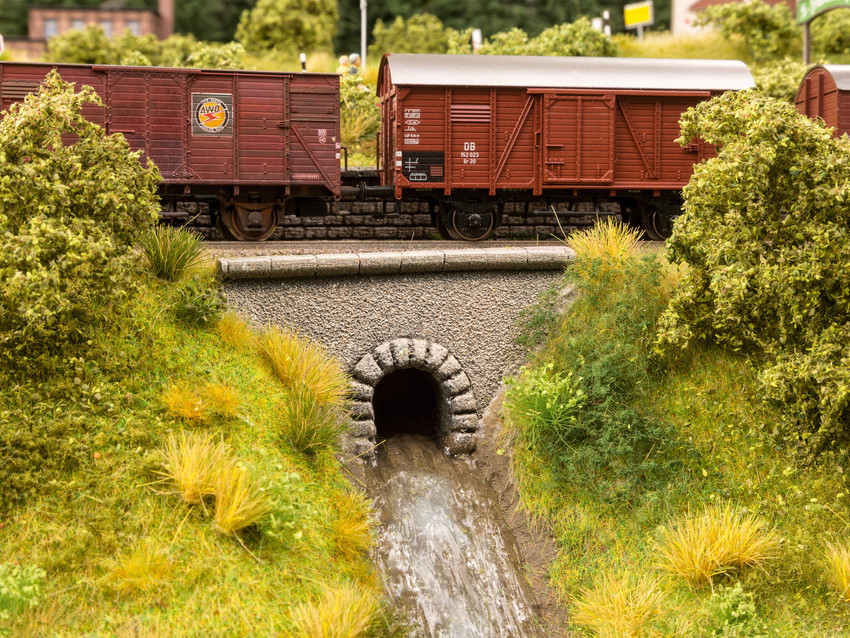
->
<box><xmin>346</xmin><ymin>338</ymin><xmax>478</xmax><ymax>459</ymax></box>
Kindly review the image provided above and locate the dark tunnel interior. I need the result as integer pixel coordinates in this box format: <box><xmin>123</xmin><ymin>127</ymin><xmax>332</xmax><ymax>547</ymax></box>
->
<box><xmin>373</xmin><ymin>368</ymin><xmax>441</xmax><ymax>439</ymax></box>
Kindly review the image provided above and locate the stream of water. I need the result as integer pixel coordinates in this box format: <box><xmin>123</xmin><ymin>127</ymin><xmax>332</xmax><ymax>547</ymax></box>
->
<box><xmin>364</xmin><ymin>434</ymin><xmax>541</xmax><ymax>638</ymax></box>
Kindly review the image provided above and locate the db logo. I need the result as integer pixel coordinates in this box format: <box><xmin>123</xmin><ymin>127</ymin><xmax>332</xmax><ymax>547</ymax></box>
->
<box><xmin>195</xmin><ymin>98</ymin><xmax>229</xmax><ymax>132</ymax></box>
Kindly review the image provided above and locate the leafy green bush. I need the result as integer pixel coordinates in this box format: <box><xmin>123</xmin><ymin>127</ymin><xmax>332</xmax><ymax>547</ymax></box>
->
<box><xmin>657</xmin><ymin>89</ymin><xmax>850</xmax><ymax>454</ymax></box>
<box><xmin>478</xmin><ymin>19</ymin><xmax>616</xmax><ymax>57</ymax></box>
<box><xmin>0</xmin><ymin>563</ymin><xmax>46</xmax><ymax>626</ymax></box>
<box><xmin>139</xmin><ymin>226</ymin><xmax>207</xmax><ymax>282</ymax></box>
<box><xmin>236</xmin><ymin>0</ymin><xmax>336</xmax><ymax>56</ymax></box>
<box><xmin>812</xmin><ymin>10</ymin><xmax>850</xmax><ymax>58</ymax></box>
<box><xmin>369</xmin><ymin>13</ymin><xmax>449</xmax><ymax>58</ymax></box>
<box><xmin>47</xmin><ymin>26</ymin><xmax>245</xmax><ymax>69</ymax></box>
<box><xmin>0</xmin><ymin>70</ymin><xmax>159</xmax><ymax>366</ymax></box>
<box><xmin>698</xmin><ymin>583</ymin><xmax>770</xmax><ymax>638</ymax></box>
<box><xmin>751</xmin><ymin>58</ymin><xmax>807</xmax><ymax>103</ymax></box>
<box><xmin>173</xmin><ymin>275</ymin><xmax>226</xmax><ymax>327</ymax></box>
<box><xmin>340</xmin><ymin>74</ymin><xmax>379</xmax><ymax>149</ymax></box>
<box><xmin>694</xmin><ymin>0</ymin><xmax>798</xmax><ymax>63</ymax></box>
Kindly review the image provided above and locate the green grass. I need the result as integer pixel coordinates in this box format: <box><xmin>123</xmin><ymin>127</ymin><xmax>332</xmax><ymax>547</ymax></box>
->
<box><xmin>0</xmin><ymin>274</ymin><xmax>383</xmax><ymax>636</ymax></box>
<box><xmin>507</xmin><ymin>247</ymin><xmax>850</xmax><ymax>636</ymax></box>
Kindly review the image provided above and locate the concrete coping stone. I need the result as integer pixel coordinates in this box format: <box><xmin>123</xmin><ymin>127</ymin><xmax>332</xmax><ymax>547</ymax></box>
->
<box><xmin>218</xmin><ymin>247</ymin><xmax>574</xmax><ymax>280</ymax></box>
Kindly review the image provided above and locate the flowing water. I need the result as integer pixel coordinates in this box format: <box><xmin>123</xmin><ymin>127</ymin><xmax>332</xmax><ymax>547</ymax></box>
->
<box><xmin>364</xmin><ymin>434</ymin><xmax>541</xmax><ymax>638</ymax></box>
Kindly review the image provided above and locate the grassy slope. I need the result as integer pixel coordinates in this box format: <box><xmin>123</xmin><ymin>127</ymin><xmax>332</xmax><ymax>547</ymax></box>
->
<box><xmin>508</xmin><ymin>250</ymin><xmax>850</xmax><ymax>636</ymax></box>
<box><xmin>0</xmin><ymin>272</ymin><xmax>380</xmax><ymax>636</ymax></box>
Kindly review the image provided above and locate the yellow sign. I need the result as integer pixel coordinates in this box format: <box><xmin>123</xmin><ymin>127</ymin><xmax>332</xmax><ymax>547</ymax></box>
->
<box><xmin>624</xmin><ymin>1</ymin><xmax>654</xmax><ymax>28</ymax></box>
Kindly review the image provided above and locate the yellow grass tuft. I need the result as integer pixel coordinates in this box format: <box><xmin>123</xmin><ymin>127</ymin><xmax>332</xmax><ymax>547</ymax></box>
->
<box><xmin>824</xmin><ymin>541</ymin><xmax>850</xmax><ymax>601</ymax></box>
<box><xmin>257</xmin><ymin>325</ymin><xmax>349</xmax><ymax>406</ymax></box>
<box><xmin>107</xmin><ymin>541</ymin><xmax>172</xmax><ymax>595</ymax></box>
<box><xmin>203</xmin><ymin>381</ymin><xmax>241</xmax><ymax>418</ymax></box>
<box><xmin>331</xmin><ymin>492</ymin><xmax>373</xmax><ymax>561</ymax></box>
<box><xmin>565</xmin><ymin>216</ymin><xmax>644</xmax><ymax>262</ymax></box>
<box><xmin>216</xmin><ymin>310</ymin><xmax>255</xmax><ymax>348</ymax></box>
<box><xmin>163</xmin><ymin>381</ymin><xmax>206</xmax><ymax>421</ymax></box>
<box><xmin>213</xmin><ymin>462</ymin><xmax>276</xmax><ymax>536</ymax></box>
<box><xmin>572</xmin><ymin>571</ymin><xmax>665</xmax><ymax>638</ymax></box>
<box><xmin>160</xmin><ymin>431</ymin><xmax>228</xmax><ymax>505</ymax></box>
<box><xmin>656</xmin><ymin>503</ymin><xmax>780</xmax><ymax>587</ymax></box>
<box><xmin>287</xmin><ymin>582</ymin><xmax>379</xmax><ymax>638</ymax></box>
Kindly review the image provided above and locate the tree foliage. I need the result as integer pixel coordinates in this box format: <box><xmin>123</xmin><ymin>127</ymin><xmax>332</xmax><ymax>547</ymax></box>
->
<box><xmin>369</xmin><ymin>13</ymin><xmax>450</xmax><ymax>57</ymax></box>
<box><xmin>694</xmin><ymin>0</ymin><xmax>798</xmax><ymax>63</ymax></box>
<box><xmin>477</xmin><ymin>18</ymin><xmax>616</xmax><ymax>57</ymax></box>
<box><xmin>811</xmin><ymin>9</ymin><xmax>850</xmax><ymax>58</ymax></box>
<box><xmin>47</xmin><ymin>26</ymin><xmax>245</xmax><ymax>68</ymax></box>
<box><xmin>0</xmin><ymin>71</ymin><xmax>160</xmax><ymax>365</ymax></box>
<box><xmin>656</xmin><ymin>90</ymin><xmax>850</xmax><ymax>453</ymax></box>
<box><xmin>236</xmin><ymin>0</ymin><xmax>337</xmax><ymax>55</ymax></box>
<box><xmin>751</xmin><ymin>57</ymin><xmax>808</xmax><ymax>103</ymax></box>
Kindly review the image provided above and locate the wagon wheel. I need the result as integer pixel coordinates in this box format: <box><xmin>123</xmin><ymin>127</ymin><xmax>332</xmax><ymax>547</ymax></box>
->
<box><xmin>639</xmin><ymin>205</ymin><xmax>675</xmax><ymax>241</ymax></box>
<box><xmin>219</xmin><ymin>203</ymin><xmax>278</xmax><ymax>242</ymax></box>
<box><xmin>438</xmin><ymin>203</ymin><xmax>497</xmax><ymax>242</ymax></box>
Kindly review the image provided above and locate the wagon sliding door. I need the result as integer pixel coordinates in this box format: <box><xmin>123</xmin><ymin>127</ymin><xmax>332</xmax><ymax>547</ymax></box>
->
<box><xmin>542</xmin><ymin>94</ymin><xmax>614</xmax><ymax>184</ymax></box>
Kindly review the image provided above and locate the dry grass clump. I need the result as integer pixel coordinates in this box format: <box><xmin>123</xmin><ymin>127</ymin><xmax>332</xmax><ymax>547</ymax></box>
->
<box><xmin>163</xmin><ymin>381</ymin><xmax>206</xmax><ymax>421</ymax></box>
<box><xmin>287</xmin><ymin>582</ymin><xmax>379</xmax><ymax>638</ymax></box>
<box><xmin>656</xmin><ymin>503</ymin><xmax>780</xmax><ymax>587</ymax></box>
<box><xmin>159</xmin><ymin>431</ymin><xmax>228</xmax><ymax>505</ymax></box>
<box><xmin>216</xmin><ymin>310</ymin><xmax>255</xmax><ymax>348</ymax></box>
<box><xmin>213</xmin><ymin>462</ymin><xmax>276</xmax><ymax>536</ymax></box>
<box><xmin>107</xmin><ymin>541</ymin><xmax>172</xmax><ymax>595</ymax></box>
<box><xmin>331</xmin><ymin>492</ymin><xmax>373</xmax><ymax>561</ymax></box>
<box><xmin>138</xmin><ymin>225</ymin><xmax>208</xmax><ymax>282</ymax></box>
<box><xmin>280</xmin><ymin>387</ymin><xmax>347</xmax><ymax>457</ymax></box>
<box><xmin>256</xmin><ymin>325</ymin><xmax>349</xmax><ymax>406</ymax></box>
<box><xmin>824</xmin><ymin>541</ymin><xmax>850</xmax><ymax>601</ymax></box>
<box><xmin>565</xmin><ymin>216</ymin><xmax>644</xmax><ymax>262</ymax></box>
<box><xmin>572</xmin><ymin>571</ymin><xmax>665</xmax><ymax>638</ymax></box>
<box><xmin>204</xmin><ymin>381</ymin><xmax>241</xmax><ymax>418</ymax></box>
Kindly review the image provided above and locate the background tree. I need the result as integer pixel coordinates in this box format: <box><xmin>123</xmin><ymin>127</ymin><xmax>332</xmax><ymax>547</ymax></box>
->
<box><xmin>236</xmin><ymin>0</ymin><xmax>337</xmax><ymax>55</ymax></box>
<box><xmin>369</xmin><ymin>13</ymin><xmax>449</xmax><ymax>57</ymax></box>
<box><xmin>694</xmin><ymin>0</ymin><xmax>798</xmax><ymax>63</ymax></box>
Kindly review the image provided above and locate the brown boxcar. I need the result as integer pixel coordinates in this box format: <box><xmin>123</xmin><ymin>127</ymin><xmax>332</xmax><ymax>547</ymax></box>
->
<box><xmin>0</xmin><ymin>61</ymin><xmax>341</xmax><ymax>240</ymax></box>
<box><xmin>796</xmin><ymin>65</ymin><xmax>850</xmax><ymax>137</ymax></box>
<box><xmin>377</xmin><ymin>54</ymin><xmax>753</xmax><ymax>240</ymax></box>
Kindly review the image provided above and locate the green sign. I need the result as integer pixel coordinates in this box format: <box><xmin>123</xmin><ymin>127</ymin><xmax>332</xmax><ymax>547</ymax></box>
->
<box><xmin>797</xmin><ymin>0</ymin><xmax>850</xmax><ymax>23</ymax></box>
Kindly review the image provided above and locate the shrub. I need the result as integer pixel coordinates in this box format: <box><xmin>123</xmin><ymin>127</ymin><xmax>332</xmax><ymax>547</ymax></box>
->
<box><xmin>530</xmin><ymin>18</ymin><xmax>617</xmax><ymax>57</ymax></box>
<box><xmin>159</xmin><ymin>431</ymin><xmax>228</xmax><ymax>505</ymax></box>
<box><xmin>0</xmin><ymin>70</ymin><xmax>159</xmax><ymax>366</ymax></box>
<box><xmin>656</xmin><ymin>504</ymin><xmax>780</xmax><ymax>587</ymax></box>
<box><xmin>698</xmin><ymin>582</ymin><xmax>770</xmax><ymax>638</ymax></box>
<box><xmin>287</xmin><ymin>582</ymin><xmax>379</xmax><ymax>638</ymax></box>
<box><xmin>369</xmin><ymin>13</ymin><xmax>449</xmax><ymax>58</ymax></box>
<box><xmin>139</xmin><ymin>226</ymin><xmax>207</xmax><ymax>282</ymax></box>
<box><xmin>236</xmin><ymin>0</ymin><xmax>337</xmax><ymax>56</ymax></box>
<box><xmin>572</xmin><ymin>571</ymin><xmax>665</xmax><ymax>638</ymax></box>
<box><xmin>340</xmin><ymin>74</ymin><xmax>379</xmax><ymax>149</ymax></box>
<box><xmin>173</xmin><ymin>275</ymin><xmax>226</xmax><ymax>327</ymax></box>
<box><xmin>824</xmin><ymin>541</ymin><xmax>850</xmax><ymax>601</ymax></box>
<box><xmin>694</xmin><ymin>0</ymin><xmax>798</xmax><ymax>63</ymax></box>
<box><xmin>751</xmin><ymin>58</ymin><xmax>808</xmax><ymax>103</ymax></box>
<box><xmin>107</xmin><ymin>542</ymin><xmax>172</xmax><ymax>595</ymax></box>
<box><xmin>0</xmin><ymin>564</ymin><xmax>46</xmax><ymax>622</ymax></box>
<box><xmin>213</xmin><ymin>462</ymin><xmax>276</xmax><ymax>536</ymax></box>
<box><xmin>812</xmin><ymin>10</ymin><xmax>850</xmax><ymax>58</ymax></box>
<box><xmin>279</xmin><ymin>387</ymin><xmax>346</xmax><ymax>457</ymax></box>
<box><xmin>656</xmin><ymin>90</ymin><xmax>850</xmax><ymax>454</ymax></box>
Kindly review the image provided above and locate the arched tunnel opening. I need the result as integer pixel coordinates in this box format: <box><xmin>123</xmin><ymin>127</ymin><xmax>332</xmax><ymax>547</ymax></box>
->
<box><xmin>373</xmin><ymin>368</ymin><xmax>442</xmax><ymax>439</ymax></box>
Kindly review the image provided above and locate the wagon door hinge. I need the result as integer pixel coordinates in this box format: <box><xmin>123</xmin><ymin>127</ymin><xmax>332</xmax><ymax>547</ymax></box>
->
<box><xmin>277</xmin><ymin>121</ymin><xmax>290</xmax><ymax>129</ymax></box>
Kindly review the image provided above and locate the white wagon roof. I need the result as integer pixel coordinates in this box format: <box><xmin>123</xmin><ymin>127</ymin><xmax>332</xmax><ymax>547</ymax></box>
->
<box><xmin>814</xmin><ymin>65</ymin><xmax>850</xmax><ymax>91</ymax></box>
<box><xmin>379</xmin><ymin>54</ymin><xmax>754</xmax><ymax>92</ymax></box>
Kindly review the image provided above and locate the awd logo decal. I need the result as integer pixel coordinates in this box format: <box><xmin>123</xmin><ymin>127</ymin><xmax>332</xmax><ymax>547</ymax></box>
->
<box><xmin>192</xmin><ymin>93</ymin><xmax>233</xmax><ymax>136</ymax></box>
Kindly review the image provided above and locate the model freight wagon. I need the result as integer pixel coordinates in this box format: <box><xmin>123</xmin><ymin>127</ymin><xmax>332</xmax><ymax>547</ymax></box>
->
<box><xmin>377</xmin><ymin>54</ymin><xmax>754</xmax><ymax>240</ymax></box>
<box><xmin>0</xmin><ymin>62</ymin><xmax>341</xmax><ymax>240</ymax></box>
<box><xmin>796</xmin><ymin>65</ymin><xmax>850</xmax><ymax>138</ymax></box>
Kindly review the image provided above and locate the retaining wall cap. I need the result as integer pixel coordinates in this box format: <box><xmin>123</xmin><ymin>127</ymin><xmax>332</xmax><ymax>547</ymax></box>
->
<box><xmin>218</xmin><ymin>247</ymin><xmax>574</xmax><ymax>280</ymax></box>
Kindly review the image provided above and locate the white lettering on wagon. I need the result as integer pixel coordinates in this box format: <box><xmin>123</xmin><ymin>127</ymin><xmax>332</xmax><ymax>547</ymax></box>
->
<box><xmin>403</xmin><ymin>108</ymin><xmax>421</xmax><ymax>146</ymax></box>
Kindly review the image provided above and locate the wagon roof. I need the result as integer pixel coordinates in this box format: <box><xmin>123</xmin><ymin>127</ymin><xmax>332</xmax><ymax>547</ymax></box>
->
<box><xmin>809</xmin><ymin>65</ymin><xmax>850</xmax><ymax>90</ymax></box>
<box><xmin>379</xmin><ymin>54</ymin><xmax>754</xmax><ymax>92</ymax></box>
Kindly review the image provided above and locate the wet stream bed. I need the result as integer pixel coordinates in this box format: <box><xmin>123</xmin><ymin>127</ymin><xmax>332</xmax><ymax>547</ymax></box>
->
<box><xmin>364</xmin><ymin>433</ymin><xmax>551</xmax><ymax>638</ymax></box>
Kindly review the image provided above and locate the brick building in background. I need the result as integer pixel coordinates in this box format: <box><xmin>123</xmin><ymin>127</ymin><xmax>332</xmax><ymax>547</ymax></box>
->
<box><xmin>8</xmin><ymin>0</ymin><xmax>174</xmax><ymax>60</ymax></box>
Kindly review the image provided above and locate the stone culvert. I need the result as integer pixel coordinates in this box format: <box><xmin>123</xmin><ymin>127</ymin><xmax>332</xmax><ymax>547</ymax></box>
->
<box><xmin>349</xmin><ymin>338</ymin><xmax>477</xmax><ymax>459</ymax></box>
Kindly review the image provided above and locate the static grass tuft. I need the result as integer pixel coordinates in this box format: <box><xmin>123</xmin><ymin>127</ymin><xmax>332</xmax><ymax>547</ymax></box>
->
<box><xmin>159</xmin><ymin>431</ymin><xmax>228</xmax><ymax>505</ymax></box>
<box><xmin>138</xmin><ymin>225</ymin><xmax>207</xmax><ymax>282</ymax></box>
<box><xmin>107</xmin><ymin>541</ymin><xmax>172</xmax><ymax>596</ymax></box>
<box><xmin>216</xmin><ymin>310</ymin><xmax>255</xmax><ymax>348</ymax></box>
<box><xmin>257</xmin><ymin>325</ymin><xmax>349</xmax><ymax>406</ymax></box>
<box><xmin>287</xmin><ymin>582</ymin><xmax>380</xmax><ymax>638</ymax></box>
<box><xmin>565</xmin><ymin>216</ymin><xmax>644</xmax><ymax>262</ymax></box>
<box><xmin>656</xmin><ymin>503</ymin><xmax>780</xmax><ymax>587</ymax></box>
<box><xmin>572</xmin><ymin>570</ymin><xmax>665</xmax><ymax>638</ymax></box>
<box><xmin>279</xmin><ymin>387</ymin><xmax>347</xmax><ymax>457</ymax></box>
<box><xmin>213</xmin><ymin>462</ymin><xmax>276</xmax><ymax>536</ymax></box>
<box><xmin>163</xmin><ymin>381</ymin><xmax>206</xmax><ymax>422</ymax></box>
<box><xmin>824</xmin><ymin>541</ymin><xmax>850</xmax><ymax>601</ymax></box>
<box><xmin>204</xmin><ymin>381</ymin><xmax>241</xmax><ymax>418</ymax></box>
<box><xmin>331</xmin><ymin>492</ymin><xmax>373</xmax><ymax>561</ymax></box>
